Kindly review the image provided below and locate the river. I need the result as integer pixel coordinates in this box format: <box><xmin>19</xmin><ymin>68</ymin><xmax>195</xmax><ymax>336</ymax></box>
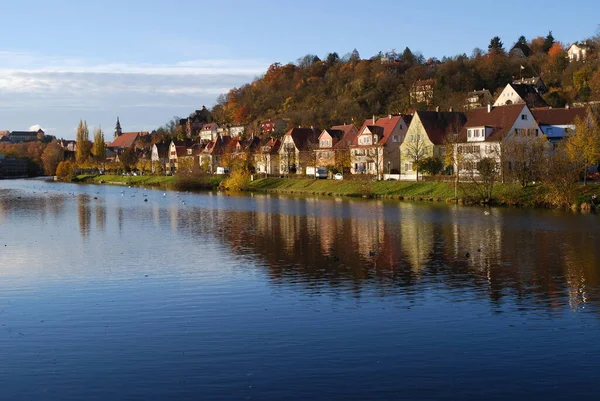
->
<box><xmin>1</xmin><ymin>178</ymin><xmax>599</xmax><ymax>400</ymax></box>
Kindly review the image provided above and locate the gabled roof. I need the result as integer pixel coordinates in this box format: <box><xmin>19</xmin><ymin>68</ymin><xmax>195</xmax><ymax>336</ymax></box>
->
<box><xmin>511</xmin><ymin>84</ymin><xmax>548</xmax><ymax>107</ymax></box>
<box><xmin>202</xmin><ymin>136</ymin><xmax>230</xmax><ymax>155</ymax></box>
<box><xmin>201</xmin><ymin>123</ymin><xmax>218</xmax><ymax>131</ymax></box>
<box><xmin>415</xmin><ymin>111</ymin><xmax>467</xmax><ymax>145</ymax></box>
<box><xmin>531</xmin><ymin>107</ymin><xmax>586</xmax><ymax>126</ymax></box>
<box><xmin>283</xmin><ymin>127</ymin><xmax>319</xmax><ymax>151</ymax></box>
<box><xmin>331</xmin><ymin>124</ymin><xmax>358</xmax><ymax>148</ymax></box>
<box><xmin>255</xmin><ymin>137</ymin><xmax>281</xmax><ymax>155</ymax></box>
<box><xmin>458</xmin><ymin>104</ymin><xmax>525</xmax><ymax>142</ymax></box>
<box><xmin>320</xmin><ymin>129</ymin><xmax>344</xmax><ymax>142</ymax></box>
<box><xmin>355</xmin><ymin>115</ymin><xmax>408</xmax><ymax>145</ymax></box>
<box><xmin>109</xmin><ymin>132</ymin><xmax>139</xmax><ymax>148</ymax></box>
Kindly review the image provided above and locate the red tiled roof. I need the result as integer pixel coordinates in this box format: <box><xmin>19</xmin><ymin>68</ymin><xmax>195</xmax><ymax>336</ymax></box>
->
<box><xmin>531</xmin><ymin>107</ymin><xmax>586</xmax><ymax>126</ymax></box>
<box><xmin>355</xmin><ymin>115</ymin><xmax>406</xmax><ymax>146</ymax></box>
<box><xmin>458</xmin><ymin>104</ymin><xmax>524</xmax><ymax>142</ymax></box>
<box><xmin>109</xmin><ymin>132</ymin><xmax>139</xmax><ymax>148</ymax></box>
<box><xmin>416</xmin><ymin>111</ymin><xmax>468</xmax><ymax>144</ymax></box>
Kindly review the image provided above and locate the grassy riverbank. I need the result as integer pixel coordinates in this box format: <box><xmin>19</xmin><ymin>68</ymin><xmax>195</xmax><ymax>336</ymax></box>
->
<box><xmin>246</xmin><ymin>178</ymin><xmax>600</xmax><ymax>209</ymax></box>
<box><xmin>74</xmin><ymin>174</ymin><xmax>600</xmax><ymax>210</ymax></box>
<box><xmin>75</xmin><ymin>174</ymin><xmax>223</xmax><ymax>190</ymax></box>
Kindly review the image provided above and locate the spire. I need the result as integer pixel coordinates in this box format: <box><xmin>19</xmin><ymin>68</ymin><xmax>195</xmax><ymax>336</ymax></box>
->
<box><xmin>114</xmin><ymin>117</ymin><xmax>122</xmax><ymax>138</ymax></box>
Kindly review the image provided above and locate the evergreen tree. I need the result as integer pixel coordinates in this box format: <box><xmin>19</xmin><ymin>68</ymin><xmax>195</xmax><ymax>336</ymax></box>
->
<box><xmin>75</xmin><ymin>120</ymin><xmax>91</xmax><ymax>163</ymax></box>
<box><xmin>92</xmin><ymin>127</ymin><xmax>106</xmax><ymax>162</ymax></box>
<box><xmin>543</xmin><ymin>31</ymin><xmax>555</xmax><ymax>53</ymax></box>
<box><xmin>488</xmin><ymin>36</ymin><xmax>505</xmax><ymax>54</ymax></box>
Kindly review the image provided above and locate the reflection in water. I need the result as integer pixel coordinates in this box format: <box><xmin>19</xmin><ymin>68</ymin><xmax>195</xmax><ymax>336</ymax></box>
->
<box><xmin>77</xmin><ymin>195</ymin><xmax>91</xmax><ymax>238</ymax></box>
<box><xmin>2</xmin><ymin>181</ymin><xmax>600</xmax><ymax>401</ymax></box>
<box><xmin>1</xmin><ymin>184</ymin><xmax>600</xmax><ymax>314</ymax></box>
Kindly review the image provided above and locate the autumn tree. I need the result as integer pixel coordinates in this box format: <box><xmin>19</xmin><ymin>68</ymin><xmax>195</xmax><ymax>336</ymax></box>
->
<box><xmin>503</xmin><ymin>135</ymin><xmax>549</xmax><ymax>187</ymax></box>
<box><xmin>75</xmin><ymin>120</ymin><xmax>91</xmax><ymax>163</ymax></box>
<box><xmin>92</xmin><ymin>127</ymin><xmax>106</xmax><ymax>163</ymax></box>
<box><xmin>41</xmin><ymin>141</ymin><xmax>64</xmax><ymax>175</ymax></box>
<box><xmin>565</xmin><ymin>110</ymin><xmax>600</xmax><ymax>186</ymax></box>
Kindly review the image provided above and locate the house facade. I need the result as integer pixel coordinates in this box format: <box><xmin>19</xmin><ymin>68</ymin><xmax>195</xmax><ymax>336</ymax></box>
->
<box><xmin>351</xmin><ymin>115</ymin><xmax>411</xmax><ymax>176</ymax></box>
<box><xmin>278</xmin><ymin>128</ymin><xmax>319</xmax><ymax>175</ymax></box>
<box><xmin>315</xmin><ymin>129</ymin><xmax>344</xmax><ymax>169</ymax></box>
<box><xmin>568</xmin><ymin>42</ymin><xmax>592</xmax><ymax>62</ymax></box>
<box><xmin>254</xmin><ymin>138</ymin><xmax>281</xmax><ymax>175</ymax></box>
<box><xmin>200</xmin><ymin>123</ymin><xmax>219</xmax><ymax>142</ymax></box>
<box><xmin>455</xmin><ymin>104</ymin><xmax>542</xmax><ymax>176</ymax></box>
<box><xmin>199</xmin><ymin>136</ymin><xmax>230</xmax><ymax>173</ymax></box>
<box><xmin>400</xmin><ymin>111</ymin><xmax>467</xmax><ymax>179</ymax></box>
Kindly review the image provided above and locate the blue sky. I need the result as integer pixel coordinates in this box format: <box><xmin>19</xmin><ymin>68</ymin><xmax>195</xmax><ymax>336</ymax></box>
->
<box><xmin>0</xmin><ymin>0</ymin><xmax>598</xmax><ymax>139</ymax></box>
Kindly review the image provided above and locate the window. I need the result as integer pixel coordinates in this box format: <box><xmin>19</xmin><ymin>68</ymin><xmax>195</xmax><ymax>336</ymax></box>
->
<box><xmin>547</xmin><ymin>127</ymin><xmax>553</xmax><ymax>135</ymax></box>
<box><xmin>467</xmin><ymin>130</ymin><xmax>472</xmax><ymax>138</ymax></box>
<box><xmin>521</xmin><ymin>114</ymin><xmax>528</xmax><ymax>120</ymax></box>
<box><xmin>392</xmin><ymin>135</ymin><xmax>399</xmax><ymax>142</ymax></box>
<box><xmin>405</xmin><ymin>162</ymin><xmax>413</xmax><ymax>171</ymax></box>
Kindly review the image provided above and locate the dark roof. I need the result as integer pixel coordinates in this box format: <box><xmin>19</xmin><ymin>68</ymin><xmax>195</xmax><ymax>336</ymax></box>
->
<box><xmin>284</xmin><ymin>127</ymin><xmax>320</xmax><ymax>151</ymax></box>
<box><xmin>331</xmin><ymin>124</ymin><xmax>358</xmax><ymax>148</ymax></box>
<box><xmin>202</xmin><ymin>136</ymin><xmax>230</xmax><ymax>155</ymax></box>
<box><xmin>531</xmin><ymin>107</ymin><xmax>586</xmax><ymax>126</ymax></box>
<box><xmin>511</xmin><ymin>84</ymin><xmax>548</xmax><ymax>107</ymax></box>
<box><xmin>9</xmin><ymin>131</ymin><xmax>39</xmax><ymax>136</ymax></box>
<box><xmin>458</xmin><ymin>104</ymin><xmax>525</xmax><ymax>142</ymax></box>
<box><xmin>416</xmin><ymin>111</ymin><xmax>467</xmax><ymax>145</ymax></box>
<box><xmin>320</xmin><ymin>129</ymin><xmax>344</xmax><ymax>142</ymax></box>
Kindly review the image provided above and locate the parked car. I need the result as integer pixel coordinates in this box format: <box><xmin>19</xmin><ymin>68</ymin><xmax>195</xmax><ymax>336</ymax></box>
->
<box><xmin>334</xmin><ymin>173</ymin><xmax>343</xmax><ymax>180</ymax></box>
<box><xmin>315</xmin><ymin>167</ymin><xmax>328</xmax><ymax>179</ymax></box>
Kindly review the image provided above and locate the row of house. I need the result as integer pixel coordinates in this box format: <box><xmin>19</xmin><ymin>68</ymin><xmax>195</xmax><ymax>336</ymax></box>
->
<box><xmin>153</xmin><ymin>82</ymin><xmax>586</xmax><ymax>180</ymax></box>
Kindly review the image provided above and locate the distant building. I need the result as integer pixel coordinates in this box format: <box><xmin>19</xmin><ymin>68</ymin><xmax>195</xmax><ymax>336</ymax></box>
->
<box><xmin>6</xmin><ymin>129</ymin><xmax>44</xmax><ymax>143</ymax></box>
<box><xmin>465</xmin><ymin>89</ymin><xmax>493</xmax><ymax>110</ymax></box>
<box><xmin>410</xmin><ymin>79</ymin><xmax>435</xmax><ymax>105</ymax></box>
<box><xmin>0</xmin><ymin>154</ymin><xmax>28</xmax><ymax>177</ymax></box>
<box><xmin>568</xmin><ymin>42</ymin><xmax>593</xmax><ymax>62</ymax></box>
<box><xmin>200</xmin><ymin>123</ymin><xmax>219</xmax><ymax>142</ymax></box>
<box><xmin>512</xmin><ymin>77</ymin><xmax>547</xmax><ymax>95</ymax></box>
<box><xmin>261</xmin><ymin>119</ymin><xmax>287</xmax><ymax>136</ymax></box>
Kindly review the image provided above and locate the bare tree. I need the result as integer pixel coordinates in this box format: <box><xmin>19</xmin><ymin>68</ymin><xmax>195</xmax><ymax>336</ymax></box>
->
<box><xmin>444</xmin><ymin>123</ymin><xmax>465</xmax><ymax>199</ymax></box>
<box><xmin>403</xmin><ymin>131</ymin><xmax>430</xmax><ymax>181</ymax></box>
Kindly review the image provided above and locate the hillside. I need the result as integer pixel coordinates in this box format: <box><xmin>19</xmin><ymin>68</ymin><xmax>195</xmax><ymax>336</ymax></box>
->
<box><xmin>207</xmin><ymin>33</ymin><xmax>600</xmax><ymax>132</ymax></box>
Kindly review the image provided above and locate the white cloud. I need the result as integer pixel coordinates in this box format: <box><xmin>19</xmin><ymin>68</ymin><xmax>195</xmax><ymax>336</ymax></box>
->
<box><xmin>0</xmin><ymin>50</ymin><xmax>270</xmax><ymax>138</ymax></box>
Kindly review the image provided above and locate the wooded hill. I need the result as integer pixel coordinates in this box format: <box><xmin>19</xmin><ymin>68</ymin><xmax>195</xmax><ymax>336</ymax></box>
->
<box><xmin>207</xmin><ymin>32</ymin><xmax>600</xmax><ymax>132</ymax></box>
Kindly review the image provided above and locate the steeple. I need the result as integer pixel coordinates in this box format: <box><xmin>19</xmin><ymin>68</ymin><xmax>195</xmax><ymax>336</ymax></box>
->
<box><xmin>115</xmin><ymin>117</ymin><xmax>122</xmax><ymax>138</ymax></box>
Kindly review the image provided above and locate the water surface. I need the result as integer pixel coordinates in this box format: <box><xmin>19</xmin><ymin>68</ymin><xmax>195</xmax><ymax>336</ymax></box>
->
<box><xmin>1</xmin><ymin>179</ymin><xmax>599</xmax><ymax>400</ymax></box>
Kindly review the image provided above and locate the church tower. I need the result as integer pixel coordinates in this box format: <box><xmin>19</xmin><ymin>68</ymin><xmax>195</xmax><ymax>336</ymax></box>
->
<box><xmin>114</xmin><ymin>117</ymin><xmax>122</xmax><ymax>138</ymax></box>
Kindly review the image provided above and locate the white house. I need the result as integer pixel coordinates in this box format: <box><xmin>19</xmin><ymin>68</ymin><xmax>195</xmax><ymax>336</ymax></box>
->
<box><xmin>493</xmin><ymin>83</ymin><xmax>547</xmax><ymax>108</ymax></box>
<box><xmin>456</xmin><ymin>104</ymin><xmax>542</xmax><ymax>174</ymax></box>
<box><xmin>568</xmin><ymin>42</ymin><xmax>592</xmax><ymax>62</ymax></box>
<box><xmin>200</xmin><ymin>123</ymin><xmax>219</xmax><ymax>142</ymax></box>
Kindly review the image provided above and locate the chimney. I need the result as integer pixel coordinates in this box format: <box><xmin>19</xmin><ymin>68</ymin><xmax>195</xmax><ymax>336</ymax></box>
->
<box><xmin>372</xmin><ymin>115</ymin><xmax>376</xmax><ymax>124</ymax></box>
<box><xmin>487</xmin><ymin>104</ymin><xmax>492</xmax><ymax>113</ymax></box>
<box><xmin>565</xmin><ymin>104</ymin><xmax>570</xmax><ymax>109</ymax></box>
<box><xmin>388</xmin><ymin>114</ymin><xmax>392</xmax><ymax>119</ymax></box>
<box><xmin>435</xmin><ymin>106</ymin><xmax>440</xmax><ymax>112</ymax></box>
<box><xmin>449</xmin><ymin>107</ymin><xmax>453</xmax><ymax>112</ymax></box>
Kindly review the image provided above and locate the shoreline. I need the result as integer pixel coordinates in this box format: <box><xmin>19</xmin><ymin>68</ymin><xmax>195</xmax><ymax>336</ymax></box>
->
<box><xmin>69</xmin><ymin>174</ymin><xmax>600</xmax><ymax>212</ymax></box>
